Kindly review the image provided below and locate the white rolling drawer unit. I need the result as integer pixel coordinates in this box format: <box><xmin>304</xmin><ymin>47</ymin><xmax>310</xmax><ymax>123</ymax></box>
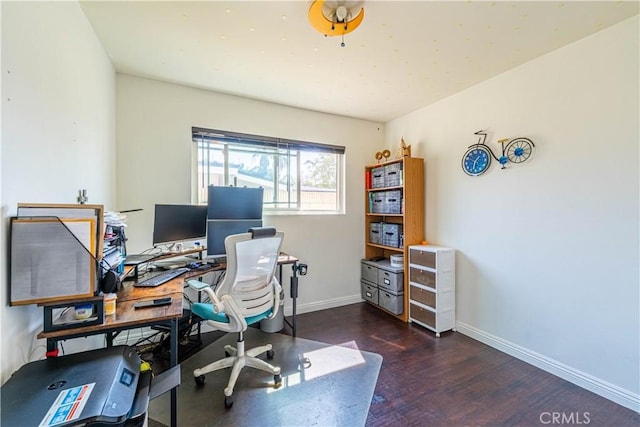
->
<box><xmin>408</xmin><ymin>245</ymin><xmax>455</xmax><ymax>337</ymax></box>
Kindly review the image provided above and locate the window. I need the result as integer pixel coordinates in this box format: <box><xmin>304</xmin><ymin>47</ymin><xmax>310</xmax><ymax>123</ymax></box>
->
<box><xmin>193</xmin><ymin>127</ymin><xmax>345</xmax><ymax>213</ymax></box>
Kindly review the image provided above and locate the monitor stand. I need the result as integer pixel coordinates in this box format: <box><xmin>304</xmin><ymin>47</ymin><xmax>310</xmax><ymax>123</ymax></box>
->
<box><xmin>204</xmin><ymin>255</ymin><xmax>226</xmax><ymax>265</ymax></box>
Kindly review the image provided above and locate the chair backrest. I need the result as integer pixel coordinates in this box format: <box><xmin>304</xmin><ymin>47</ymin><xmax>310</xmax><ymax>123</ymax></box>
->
<box><xmin>217</xmin><ymin>228</ymin><xmax>284</xmax><ymax>318</ymax></box>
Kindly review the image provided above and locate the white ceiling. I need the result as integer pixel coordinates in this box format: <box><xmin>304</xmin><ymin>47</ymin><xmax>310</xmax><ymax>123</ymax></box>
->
<box><xmin>80</xmin><ymin>1</ymin><xmax>639</xmax><ymax>123</ymax></box>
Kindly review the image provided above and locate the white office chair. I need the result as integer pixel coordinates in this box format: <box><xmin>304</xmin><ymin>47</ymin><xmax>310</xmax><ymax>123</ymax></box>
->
<box><xmin>188</xmin><ymin>227</ymin><xmax>283</xmax><ymax>409</ymax></box>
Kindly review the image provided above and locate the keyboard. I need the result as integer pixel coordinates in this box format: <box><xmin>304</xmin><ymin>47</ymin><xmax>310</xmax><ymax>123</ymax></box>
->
<box><xmin>134</xmin><ymin>267</ymin><xmax>190</xmax><ymax>287</ymax></box>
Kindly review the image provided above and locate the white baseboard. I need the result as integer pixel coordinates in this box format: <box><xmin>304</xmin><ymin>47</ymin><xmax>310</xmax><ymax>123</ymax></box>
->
<box><xmin>456</xmin><ymin>321</ymin><xmax>640</xmax><ymax>413</ymax></box>
<box><xmin>284</xmin><ymin>294</ymin><xmax>363</xmax><ymax>316</ymax></box>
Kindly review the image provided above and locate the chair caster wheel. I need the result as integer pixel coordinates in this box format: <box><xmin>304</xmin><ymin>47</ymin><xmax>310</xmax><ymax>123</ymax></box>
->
<box><xmin>267</xmin><ymin>350</ymin><xmax>275</xmax><ymax>360</ymax></box>
<box><xmin>224</xmin><ymin>396</ymin><xmax>233</xmax><ymax>409</ymax></box>
<box><xmin>195</xmin><ymin>375</ymin><xmax>205</xmax><ymax>386</ymax></box>
<box><xmin>274</xmin><ymin>373</ymin><xmax>282</xmax><ymax>385</ymax></box>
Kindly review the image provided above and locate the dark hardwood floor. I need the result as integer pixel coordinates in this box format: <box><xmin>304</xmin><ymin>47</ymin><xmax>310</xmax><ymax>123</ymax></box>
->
<box><xmin>147</xmin><ymin>302</ymin><xmax>639</xmax><ymax>426</ymax></box>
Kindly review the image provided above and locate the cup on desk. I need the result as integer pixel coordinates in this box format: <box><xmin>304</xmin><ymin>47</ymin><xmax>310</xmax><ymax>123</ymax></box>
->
<box><xmin>104</xmin><ymin>293</ymin><xmax>117</xmax><ymax>316</ymax></box>
<box><xmin>74</xmin><ymin>304</ymin><xmax>93</xmax><ymax>320</ymax></box>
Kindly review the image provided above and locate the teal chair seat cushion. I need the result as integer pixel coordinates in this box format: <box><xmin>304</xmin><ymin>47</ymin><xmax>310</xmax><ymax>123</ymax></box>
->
<box><xmin>191</xmin><ymin>302</ymin><xmax>273</xmax><ymax>326</ymax></box>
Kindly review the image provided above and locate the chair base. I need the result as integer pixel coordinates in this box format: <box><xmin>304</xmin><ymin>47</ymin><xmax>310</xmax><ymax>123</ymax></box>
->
<box><xmin>193</xmin><ymin>332</ymin><xmax>281</xmax><ymax>400</ymax></box>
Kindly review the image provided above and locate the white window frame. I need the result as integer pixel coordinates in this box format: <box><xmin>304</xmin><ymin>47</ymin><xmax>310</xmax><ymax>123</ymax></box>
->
<box><xmin>192</xmin><ymin>127</ymin><xmax>346</xmax><ymax>214</ymax></box>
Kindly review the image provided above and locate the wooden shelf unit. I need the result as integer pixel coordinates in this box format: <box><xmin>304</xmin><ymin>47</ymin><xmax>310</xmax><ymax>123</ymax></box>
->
<box><xmin>364</xmin><ymin>156</ymin><xmax>424</xmax><ymax>322</ymax></box>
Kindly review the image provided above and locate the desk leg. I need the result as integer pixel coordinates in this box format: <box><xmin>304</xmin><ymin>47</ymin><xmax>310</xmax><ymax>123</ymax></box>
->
<box><xmin>280</xmin><ymin>264</ymin><xmax>290</xmax><ymax>334</ymax></box>
<box><xmin>281</xmin><ymin>262</ymin><xmax>299</xmax><ymax>337</ymax></box>
<box><xmin>290</xmin><ymin>262</ymin><xmax>298</xmax><ymax>338</ymax></box>
<box><xmin>170</xmin><ymin>318</ymin><xmax>178</xmax><ymax>427</ymax></box>
<box><xmin>45</xmin><ymin>338</ymin><xmax>59</xmax><ymax>358</ymax></box>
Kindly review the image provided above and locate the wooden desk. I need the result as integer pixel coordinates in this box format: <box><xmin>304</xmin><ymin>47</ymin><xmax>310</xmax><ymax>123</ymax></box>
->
<box><xmin>37</xmin><ymin>252</ymin><xmax>302</xmax><ymax>427</ymax></box>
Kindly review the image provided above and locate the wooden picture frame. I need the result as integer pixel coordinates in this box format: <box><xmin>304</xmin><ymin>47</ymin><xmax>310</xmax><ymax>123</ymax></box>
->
<box><xmin>10</xmin><ymin>203</ymin><xmax>104</xmax><ymax>306</ymax></box>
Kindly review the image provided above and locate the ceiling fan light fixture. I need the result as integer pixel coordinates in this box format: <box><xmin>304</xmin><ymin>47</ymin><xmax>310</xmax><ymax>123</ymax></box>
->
<box><xmin>309</xmin><ymin>0</ymin><xmax>365</xmax><ymax>46</ymax></box>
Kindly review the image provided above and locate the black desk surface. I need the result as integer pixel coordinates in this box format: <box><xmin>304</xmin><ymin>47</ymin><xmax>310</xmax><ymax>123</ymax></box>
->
<box><xmin>1</xmin><ymin>346</ymin><xmax>142</xmax><ymax>427</ymax></box>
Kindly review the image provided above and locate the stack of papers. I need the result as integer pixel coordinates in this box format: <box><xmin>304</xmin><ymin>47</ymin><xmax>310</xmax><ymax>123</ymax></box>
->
<box><xmin>103</xmin><ymin>211</ymin><xmax>128</xmax><ymax>272</ymax></box>
<box><xmin>104</xmin><ymin>211</ymin><xmax>127</xmax><ymax>228</ymax></box>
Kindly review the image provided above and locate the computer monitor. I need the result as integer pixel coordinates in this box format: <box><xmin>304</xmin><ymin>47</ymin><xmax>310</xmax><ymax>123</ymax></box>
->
<box><xmin>207</xmin><ymin>186</ymin><xmax>263</xmax><ymax>220</ymax></box>
<box><xmin>206</xmin><ymin>219</ymin><xmax>263</xmax><ymax>259</ymax></box>
<box><xmin>152</xmin><ymin>204</ymin><xmax>207</xmax><ymax>247</ymax></box>
<box><xmin>206</xmin><ymin>186</ymin><xmax>264</xmax><ymax>260</ymax></box>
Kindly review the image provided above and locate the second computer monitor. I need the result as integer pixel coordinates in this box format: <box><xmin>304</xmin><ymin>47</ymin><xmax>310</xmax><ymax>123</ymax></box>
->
<box><xmin>152</xmin><ymin>204</ymin><xmax>207</xmax><ymax>247</ymax></box>
<box><xmin>207</xmin><ymin>186</ymin><xmax>263</xmax><ymax>220</ymax></box>
<box><xmin>206</xmin><ymin>219</ymin><xmax>263</xmax><ymax>259</ymax></box>
<box><xmin>206</xmin><ymin>186</ymin><xmax>264</xmax><ymax>259</ymax></box>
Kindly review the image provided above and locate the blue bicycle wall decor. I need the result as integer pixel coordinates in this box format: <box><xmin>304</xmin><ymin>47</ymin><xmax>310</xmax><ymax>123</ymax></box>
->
<box><xmin>461</xmin><ymin>130</ymin><xmax>535</xmax><ymax>176</ymax></box>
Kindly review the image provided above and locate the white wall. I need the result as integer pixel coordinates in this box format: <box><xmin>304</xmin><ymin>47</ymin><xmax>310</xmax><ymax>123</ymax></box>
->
<box><xmin>1</xmin><ymin>1</ymin><xmax>636</xmax><ymax>413</ymax></box>
<box><xmin>1</xmin><ymin>2</ymin><xmax>116</xmax><ymax>383</ymax></box>
<box><xmin>116</xmin><ymin>75</ymin><xmax>384</xmax><ymax>316</ymax></box>
<box><xmin>386</xmin><ymin>16</ymin><xmax>639</xmax><ymax>410</ymax></box>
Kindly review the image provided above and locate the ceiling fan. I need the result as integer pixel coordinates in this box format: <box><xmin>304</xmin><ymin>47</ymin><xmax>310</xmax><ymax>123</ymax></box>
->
<box><xmin>308</xmin><ymin>0</ymin><xmax>365</xmax><ymax>47</ymax></box>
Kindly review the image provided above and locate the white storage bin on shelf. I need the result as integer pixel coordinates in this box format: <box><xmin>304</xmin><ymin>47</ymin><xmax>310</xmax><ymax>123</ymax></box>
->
<box><xmin>369</xmin><ymin>222</ymin><xmax>383</xmax><ymax>244</ymax></box>
<box><xmin>382</xmin><ymin>223</ymin><xmax>402</xmax><ymax>248</ymax></box>
<box><xmin>384</xmin><ymin>162</ymin><xmax>403</xmax><ymax>187</ymax></box>
<box><xmin>371</xmin><ymin>166</ymin><xmax>385</xmax><ymax>188</ymax></box>
<box><xmin>384</xmin><ymin>190</ymin><xmax>402</xmax><ymax>214</ymax></box>
<box><xmin>371</xmin><ymin>192</ymin><xmax>386</xmax><ymax>214</ymax></box>
<box><xmin>408</xmin><ymin>245</ymin><xmax>455</xmax><ymax>337</ymax></box>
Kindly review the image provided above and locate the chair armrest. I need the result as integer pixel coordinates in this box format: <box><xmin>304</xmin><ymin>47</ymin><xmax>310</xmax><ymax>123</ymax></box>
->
<box><xmin>273</xmin><ymin>276</ymin><xmax>282</xmax><ymax>295</ymax></box>
<box><xmin>186</xmin><ymin>279</ymin><xmax>209</xmax><ymax>291</ymax></box>
<box><xmin>270</xmin><ymin>277</ymin><xmax>282</xmax><ymax>318</ymax></box>
<box><xmin>186</xmin><ymin>280</ymin><xmax>224</xmax><ymax>313</ymax></box>
<box><xmin>218</xmin><ymin>295</ymin><xmax>248</xmax><ymax>331</ymax></box>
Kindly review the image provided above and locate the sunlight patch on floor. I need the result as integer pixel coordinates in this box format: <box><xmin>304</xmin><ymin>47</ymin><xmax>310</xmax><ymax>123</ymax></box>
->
<box><xmin>267</xmin><ymin>341</ymin><xmax>367</xmax><ymax>393</ymax></box>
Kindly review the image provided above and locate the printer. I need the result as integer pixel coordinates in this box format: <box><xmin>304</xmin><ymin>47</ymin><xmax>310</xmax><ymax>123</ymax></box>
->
<box><xmin>1</xmin><ymin>346</ymin><xmax>150</xmax><ymax>427</ymax></box>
